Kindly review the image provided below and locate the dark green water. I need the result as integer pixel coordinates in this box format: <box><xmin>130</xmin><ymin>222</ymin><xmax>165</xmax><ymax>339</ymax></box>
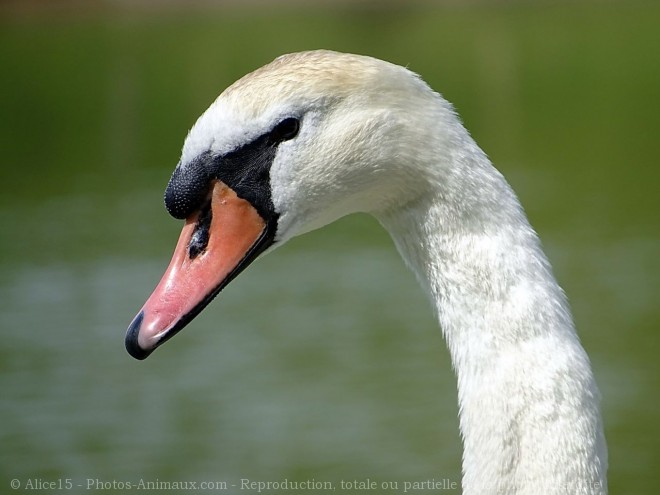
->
<box><xmin>1</xmin><ymin>3</ymin><xmax>658</xmax><ymax>494</ymax></box>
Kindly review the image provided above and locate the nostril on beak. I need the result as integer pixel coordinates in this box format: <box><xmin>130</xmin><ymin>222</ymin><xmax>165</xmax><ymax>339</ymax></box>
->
<box><xmin>188</xmin><ymin>201</ymin><xmax>213</xmax><ymax>259</ymax></box>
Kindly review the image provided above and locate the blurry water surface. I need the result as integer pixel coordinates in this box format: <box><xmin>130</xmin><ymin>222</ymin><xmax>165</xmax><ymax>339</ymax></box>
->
<box><xmin>1</xmin><ymin>3</ymin><xmax>659</xmax><ymax>494</ymax></box>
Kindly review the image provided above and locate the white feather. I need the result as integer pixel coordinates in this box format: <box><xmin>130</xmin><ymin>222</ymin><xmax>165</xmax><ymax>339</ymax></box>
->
<box><xmin>181</xmin><ymin>50</ymin><xmax>608</xmax><ymax>495</ymax></box>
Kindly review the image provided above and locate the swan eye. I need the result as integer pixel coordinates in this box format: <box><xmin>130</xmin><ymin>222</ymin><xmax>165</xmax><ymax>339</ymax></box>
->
<box><xmin>272</xmin><ymin>117</ymin><xmax>300</xmax><ymax>142</ymax></box>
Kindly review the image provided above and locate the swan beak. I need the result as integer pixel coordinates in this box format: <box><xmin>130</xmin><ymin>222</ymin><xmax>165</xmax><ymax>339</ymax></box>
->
<box><xmin>125</xmin><ymin>180</ymin><xmax>272</xmax><ymax>360</ymax></box>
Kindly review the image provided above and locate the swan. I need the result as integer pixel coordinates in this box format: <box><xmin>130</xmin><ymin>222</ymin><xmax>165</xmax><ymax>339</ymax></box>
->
<box><xmin>125</xmin><ymin>50</ymin><xmax>607</xmax><ymax>494</ymax></box>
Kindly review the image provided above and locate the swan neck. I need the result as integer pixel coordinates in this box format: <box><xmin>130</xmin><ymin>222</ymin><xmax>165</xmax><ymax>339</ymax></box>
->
<box><xmin>377</xmin><ymin>150</ymin><xmax>607</xmax><ymax>494</ymax></box>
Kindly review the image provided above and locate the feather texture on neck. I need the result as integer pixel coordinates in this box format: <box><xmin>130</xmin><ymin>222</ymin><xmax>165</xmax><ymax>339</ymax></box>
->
<box><xmin>377</xmin><ymin>124</ymin><xmax>607</xmax><ymax>494</ymax></box>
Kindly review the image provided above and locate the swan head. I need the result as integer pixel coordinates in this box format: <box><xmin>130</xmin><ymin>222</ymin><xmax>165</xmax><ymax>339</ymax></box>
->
<box><xmin>125</xmin><ymin>50</ymin><xmax>455</xmax><ymax>359</ymax></box>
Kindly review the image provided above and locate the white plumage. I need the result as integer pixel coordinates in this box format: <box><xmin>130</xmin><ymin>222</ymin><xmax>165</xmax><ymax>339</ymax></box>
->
<box><xmin>180</xmin><ymin>50</ymin><xmax>608</xmax><ymax>494</ymax></box>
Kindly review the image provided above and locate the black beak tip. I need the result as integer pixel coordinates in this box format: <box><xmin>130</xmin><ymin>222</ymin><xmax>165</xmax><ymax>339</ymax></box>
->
<box><xmin>125</xmin><ymin>311</ymin><xmax>153</xmax><ymax>361</ymax></box>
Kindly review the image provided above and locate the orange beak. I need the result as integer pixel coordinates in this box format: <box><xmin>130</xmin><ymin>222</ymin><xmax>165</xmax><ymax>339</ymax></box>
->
<box><xmin>125</xmin><ymin>180</ymin><xmax>273</xmax><ymax>359</ymax></box>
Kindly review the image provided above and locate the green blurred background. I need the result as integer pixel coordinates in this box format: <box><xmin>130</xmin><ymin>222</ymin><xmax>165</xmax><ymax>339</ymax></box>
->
<box><xmin>1</xmin><ymin>1</ymin><xmax>658</xmax><ymax>493</ymax></box>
